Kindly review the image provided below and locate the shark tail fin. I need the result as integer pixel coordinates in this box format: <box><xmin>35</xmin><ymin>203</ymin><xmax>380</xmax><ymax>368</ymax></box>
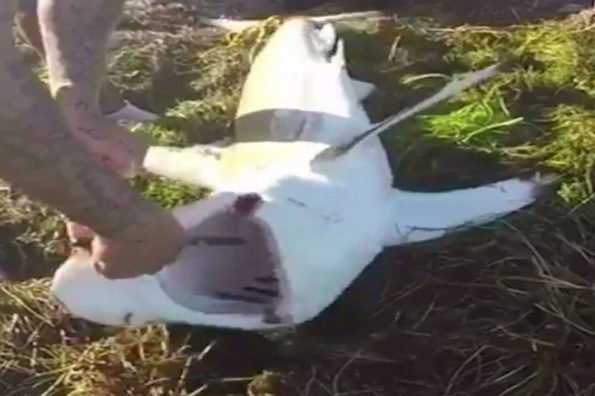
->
<box><xmin>384</xmin><ymin>173</ymin><xmax>555</xmax><ymax>246</ymax></box>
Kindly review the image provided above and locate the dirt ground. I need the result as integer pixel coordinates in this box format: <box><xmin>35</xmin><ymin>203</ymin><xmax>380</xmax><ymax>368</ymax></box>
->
<box><xmin>1</xmin><ymin>1</ymin><xmax>595</xmax><ymax>395</ymax></box>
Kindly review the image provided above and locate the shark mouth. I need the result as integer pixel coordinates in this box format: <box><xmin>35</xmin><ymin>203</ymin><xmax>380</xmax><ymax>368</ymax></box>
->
<box><xmin>156</xmin><ymin>194</ymin><xmax>289</xmax><ymax>324</ymax></box>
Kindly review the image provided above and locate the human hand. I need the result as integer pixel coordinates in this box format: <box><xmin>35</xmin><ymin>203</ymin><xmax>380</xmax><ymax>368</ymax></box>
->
<box><xmin>66</xmin><ymin>209</ymin><xmax>186</xmax><ymax>279</ymax></box>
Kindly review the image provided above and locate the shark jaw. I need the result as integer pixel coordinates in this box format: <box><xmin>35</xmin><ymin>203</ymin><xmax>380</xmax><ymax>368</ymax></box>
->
<box><xmin>155</xmin><ymin>192</ymin><xmax>292</xmax><ymax>326</ymax></box>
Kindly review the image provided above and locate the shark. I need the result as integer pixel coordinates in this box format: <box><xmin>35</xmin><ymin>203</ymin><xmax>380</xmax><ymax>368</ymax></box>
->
<box><xmin>50</xmin><ymin>17</ymin><xmax>552</xmax><ymax>330</ymax></box>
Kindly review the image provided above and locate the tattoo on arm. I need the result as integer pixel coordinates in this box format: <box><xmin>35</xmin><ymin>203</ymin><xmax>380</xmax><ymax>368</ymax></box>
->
<box><xmin>37</xmin><ymin>0</ymin><xmax>125</xmax><ymax>118</ymax></box>
<box><xmin>0</xmin><ymin>23</ymin><xmax>159</xmax><ymax>238</ymax></box>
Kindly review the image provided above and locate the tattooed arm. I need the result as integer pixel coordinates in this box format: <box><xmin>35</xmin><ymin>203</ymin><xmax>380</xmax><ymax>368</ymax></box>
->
<box><xmin>37</xmin><ymin>0</ymin><xmax>147</xmax><ymax>177</ymax></box>
<box><xmin>37</xmin><ymin>0</ymin><xmax>123</xmax><ymax>117</ymax></box>
<box><xmin>0</xmin><ymin>3</ymin><xmax>184</xmax><ymax>278</ymax></box>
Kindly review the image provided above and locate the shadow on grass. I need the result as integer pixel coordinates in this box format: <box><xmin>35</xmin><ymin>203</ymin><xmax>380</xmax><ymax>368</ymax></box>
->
<box><xmin>0</xmin><ymin>215</ymin><xmax>65</xmax><ymax>281</ymax></box>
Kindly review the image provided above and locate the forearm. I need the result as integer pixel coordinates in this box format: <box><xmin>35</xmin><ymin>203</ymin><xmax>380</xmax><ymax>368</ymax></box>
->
<box><xmin>0</xmin><ymin>37</ymin><xmax>160</xmax><ymax>238</ymax></box>
<box><xmin>37</xmin><ymin>0</ymin><xmax>124</xmax><ymax>119</ymax></box>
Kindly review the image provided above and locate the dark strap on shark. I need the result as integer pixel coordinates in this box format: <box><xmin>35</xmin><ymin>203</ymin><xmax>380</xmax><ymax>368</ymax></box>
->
<box><xmin>311</xmin><ymin>63</ymin><xmax>500</xmax><ymax>163</ymax></box>
<box><xmin>233</xmin><ymin>108</ymin><xmax>328</xmax><ymax>143</ymax></box>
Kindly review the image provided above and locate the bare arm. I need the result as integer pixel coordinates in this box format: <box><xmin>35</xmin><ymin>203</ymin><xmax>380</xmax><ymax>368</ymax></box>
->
<box><xmin>37</xmin><ymin>0</ymin><xmax>124</xmax><ymax>119</ymax></box>
<box><xmin>0</xmin><ymin>9</ymin><xmax>162</xmax><ymax>239</ymax></box>
<box><xmin>36</xmin><ymin>0</ymin><xmax>147</xmax><ymax>178</ymax></box>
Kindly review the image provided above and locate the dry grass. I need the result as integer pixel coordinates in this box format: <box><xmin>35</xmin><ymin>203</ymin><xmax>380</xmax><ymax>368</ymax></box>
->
<box><xmin>2</xmin><ymin>3</ymin><xmax>595</xmax><ymax>395</ymax></box>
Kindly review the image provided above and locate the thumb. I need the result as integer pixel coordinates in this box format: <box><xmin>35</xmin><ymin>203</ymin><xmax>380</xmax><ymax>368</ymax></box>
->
<box><xmin>89</xmin><ymin>238</ymin><xmax>139</xmax><ymax>280</ymax></box>
<box><xmin>89</xmin><ymin>237</ymin><xmax>116</xmax><ymax>279</ymax></box>
<box><xmin>66</xmin><ymin>221</ymin><xmax>95</xmax><ymax>242</ymax></box>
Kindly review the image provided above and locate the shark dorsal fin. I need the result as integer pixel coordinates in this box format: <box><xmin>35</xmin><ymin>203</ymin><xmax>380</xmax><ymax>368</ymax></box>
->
<box><xmin>311</xmin><ymin>63</ymin><xmax>500</xmax><ymax>163</ymax></box>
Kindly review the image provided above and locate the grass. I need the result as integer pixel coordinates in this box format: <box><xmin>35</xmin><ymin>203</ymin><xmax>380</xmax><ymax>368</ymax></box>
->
<box><xmin>2</xmin><ymin>4</ymin><xmax>595</xmax><ymax>395</ymax></box>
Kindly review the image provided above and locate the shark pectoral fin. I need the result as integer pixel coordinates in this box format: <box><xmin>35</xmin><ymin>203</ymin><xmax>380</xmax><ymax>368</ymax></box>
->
<box><xmin>312</xmin><ymin>64</ymin><xmax>500</xmax><ymax>163</ymax></box>
<box><xmin>384</xmin><ymin>173</ymin><xmax>554</xmax><ymax>246</ymax></box>
<box><xmin>350</xmin><ymin>78</ymin><xmax>376</xmax><ymax>101</ymax></box>
<box><xmin>142</xmin><ymin>145</ymin><xmax>224</xmax><ymax>189</ymax></box>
